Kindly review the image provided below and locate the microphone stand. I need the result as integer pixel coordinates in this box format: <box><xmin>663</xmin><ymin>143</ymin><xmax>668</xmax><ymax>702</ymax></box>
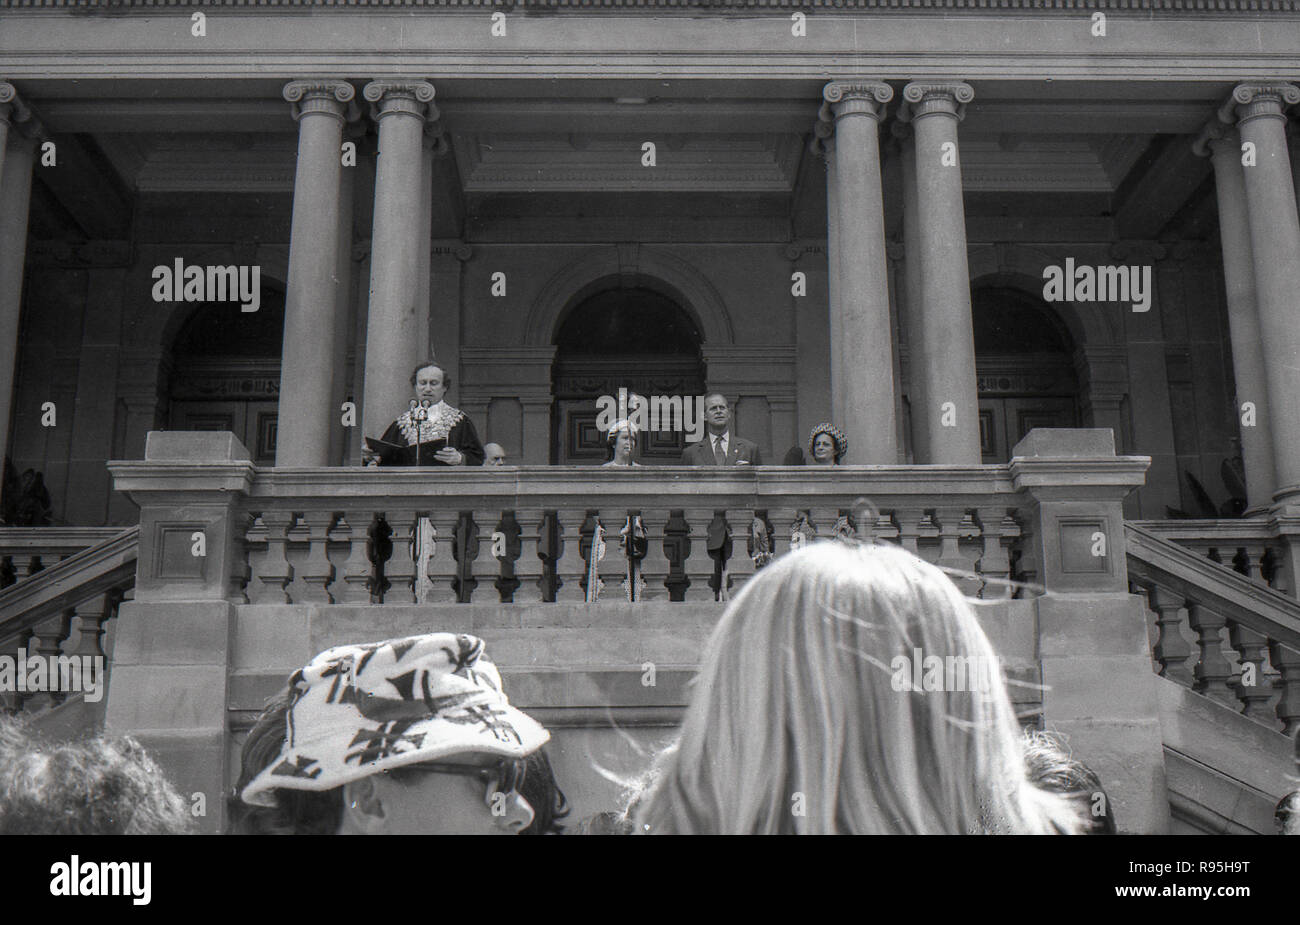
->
<box><xmin>411</xmin><ymin>399</ymin><xmax>432</xmax><ymax>603</ymax></box>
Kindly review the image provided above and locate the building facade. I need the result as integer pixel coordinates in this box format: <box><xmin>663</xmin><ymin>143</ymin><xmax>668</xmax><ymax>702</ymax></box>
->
<box><xmin>1</xmin><ymin>2</ymin><xmax>1299</xmax><ymax>833</ymax></box>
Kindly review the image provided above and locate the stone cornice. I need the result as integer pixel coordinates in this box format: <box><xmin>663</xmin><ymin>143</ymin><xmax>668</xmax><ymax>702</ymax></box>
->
<box><xmin>6</xmin><ymin>0</ymin><xmax>1300</xmax><ymax>9</ymax></box>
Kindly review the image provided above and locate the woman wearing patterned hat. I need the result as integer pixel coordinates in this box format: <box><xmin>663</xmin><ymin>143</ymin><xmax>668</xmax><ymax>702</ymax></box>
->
<box><xmin>633</xmin><ymin>542</ymin><xmax>1082</xmax><ymax>834</ymax></box>
<box><xmin>231</xmin><ymin>632</ymin><xmax>567</xmax><ymax>835</ymax></box>
<box><xmin>808</xmin><ymin>422</ymin><xmax>847</xmax><ymax>466</ymax></box>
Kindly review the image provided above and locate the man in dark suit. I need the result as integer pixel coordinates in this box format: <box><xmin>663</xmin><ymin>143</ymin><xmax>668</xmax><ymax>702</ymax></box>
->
<box><xmin>680</xmin><ymin>392</ymin><xmax>763</xmax><ymax>466</ymax></box>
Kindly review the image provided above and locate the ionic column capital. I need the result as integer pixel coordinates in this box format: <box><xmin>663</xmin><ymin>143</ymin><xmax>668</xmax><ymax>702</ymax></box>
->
<box><xmin>1220</xmin><ymin>82</ymin><xmax>1300</xmax><ymax>126</ymax></box>
<box><xmin>0</xmin><ymin>82</ymin><xmax>27</xmax><ymax>123</ymax></box>
<box><xmin>362</xmin><ymin>79</ymin><xmax>437</xmax><ymax>122</ymax></box>
<box><xmin>282</xmin><ymin>79</ymin><xmax>359</xmax><ymax>123</ymax></box>
<box><xmin>821</xmin><ymin>80</ymin><xmax>893</xmax><ymax>122</ymax></box>
<box><xmin>901</xmin><ymin>81</ymin><xmax>974</xmax><ymax>121</ymax></box>
<box><xmin>1191</xmin><ymin>119</ymin><xmax>1230</xmax><ymax>158</ymax></box>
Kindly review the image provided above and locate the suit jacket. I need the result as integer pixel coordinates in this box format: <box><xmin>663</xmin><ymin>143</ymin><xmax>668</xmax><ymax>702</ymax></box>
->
<box><xmin>681</xmin><ymin>434</ymin><xmax>763</xmax><ymax>466</ymax></box>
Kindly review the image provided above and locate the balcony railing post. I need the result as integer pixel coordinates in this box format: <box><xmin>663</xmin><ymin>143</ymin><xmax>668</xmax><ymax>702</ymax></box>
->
<box><xmin>1009</xmin><ymin>428</ymin><xmax>1163</xmax><ymax>834</ymax></box>
<box><xmin>106</xmin><ymin>430</ymin><xmax>255</xmax><ymax>834</ymax></box>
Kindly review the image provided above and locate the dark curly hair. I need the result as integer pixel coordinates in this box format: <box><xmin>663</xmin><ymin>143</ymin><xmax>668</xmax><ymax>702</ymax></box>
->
<box><xmin>0</xmin><ymin>716</ymin><xmax>194</xmax><ymax>834</ymax></box>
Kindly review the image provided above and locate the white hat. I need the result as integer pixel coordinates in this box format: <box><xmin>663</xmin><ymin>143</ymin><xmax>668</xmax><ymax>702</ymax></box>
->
<box><xmin>240</xmin><ymin>633</ymin><xmax>548</xmax><ymax>807</ymax></box>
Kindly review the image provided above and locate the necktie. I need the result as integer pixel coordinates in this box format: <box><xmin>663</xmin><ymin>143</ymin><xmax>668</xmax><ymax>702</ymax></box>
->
<box><xmin>713</xmin><ymin>436</ymin><xmax>726</xmax><ymax>465</ymax></box>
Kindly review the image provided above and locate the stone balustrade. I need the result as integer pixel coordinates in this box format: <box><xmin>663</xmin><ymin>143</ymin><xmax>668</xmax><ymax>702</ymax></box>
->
<box><xmin>0</xmin><ymin>526</ymin><xmax>127</xmax><ymax>590</ymax></box>
<box><xmin>1127</xmin><ymin>522</ymin><xmax>1300</xmax><ymax>735</ymax></box>
<box><xmin>1129</xmin><ymin>518</ymin><xmax>1300</xmax><ymax>598</ymax></box>
<box><xmin>107</xmin><ymin>430</ymin><xmax>1152</xmax><ymax>608</ymax></box>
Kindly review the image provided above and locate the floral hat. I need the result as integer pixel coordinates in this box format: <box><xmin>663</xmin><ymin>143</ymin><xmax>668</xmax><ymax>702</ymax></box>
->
<box><xmin>808</xmin><ymin>422</ymin><xmax>848</xmax><ymax>462</ymax></box>
<box><xmin>240</xmin><ymin>632</ymin><xmax>548</xmax><ymax>807</ymax></box>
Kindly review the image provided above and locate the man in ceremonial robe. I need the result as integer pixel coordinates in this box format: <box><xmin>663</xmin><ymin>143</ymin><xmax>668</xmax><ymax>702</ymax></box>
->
<box><xmin>365</xmin><ymin>361</ymin><xmax>485</xmax><ymax>467</ymax></box>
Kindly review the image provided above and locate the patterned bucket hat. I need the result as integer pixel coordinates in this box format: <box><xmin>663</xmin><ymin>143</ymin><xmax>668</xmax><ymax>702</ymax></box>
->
<box><xmin>240</xmin><ymin>632</ymin><xmax>548</xmax><ymax>807</ymax></box>
<box><xmin>808</xmin><ymin>422</ymin><xmax>848</xmax><ymax>462</ymax></box>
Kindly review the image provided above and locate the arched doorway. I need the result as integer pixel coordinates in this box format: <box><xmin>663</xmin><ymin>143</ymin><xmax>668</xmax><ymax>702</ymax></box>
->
<box><xmin>551</xmin><ymin>287</ymin><xmax>705</xmax><ymax>464</ymax></box>
<box><xmin>165</xmin><ymin>287</ymin><xmax>285</xmax><ymax>465</ymax></box>
<box><xmin>973</xmin><ymin>286</ymin><xmax>1080</xmax><ymax>463</ymax></box>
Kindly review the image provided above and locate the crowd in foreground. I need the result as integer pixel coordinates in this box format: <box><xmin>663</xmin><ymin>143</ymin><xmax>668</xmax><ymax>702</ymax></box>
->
<box><xmin>2</xmin><ymin>541</ymin><xmax>1297</xmax><ymax>835</ymax></box>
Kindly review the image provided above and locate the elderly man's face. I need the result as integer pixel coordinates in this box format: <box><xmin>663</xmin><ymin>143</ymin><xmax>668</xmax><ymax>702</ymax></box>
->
<box><xmin>414</xmin><ymin>366</ymin><xmax>447</xmax><ymax>405</ymax></box>
<box><xmin>484</xmin><ymin>445</ymin><xmax>506</xmax><ymax>466</ymax></box>
<box><xmin>705</xmin><ymin>394</ymin><xmax>730</xmax><ymax>431</ymax></box>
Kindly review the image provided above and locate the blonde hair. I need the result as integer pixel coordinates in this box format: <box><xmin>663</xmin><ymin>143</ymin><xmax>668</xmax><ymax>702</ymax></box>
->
<box><xmin>634</xmin><ymin>541</ymin><xmax>1079</xmax><ymax>834</ymax></box>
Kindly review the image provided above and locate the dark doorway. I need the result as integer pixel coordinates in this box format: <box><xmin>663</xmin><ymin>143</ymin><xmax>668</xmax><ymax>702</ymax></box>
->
<box><xmin>551</xmin><ymin>287</ymin><xmax>706</xmax><ymax>464</ymax></box>
<box><xmin>166</xmin><ymin>287</ymin><xmax>284</xmax><ymax>465</ymax></box>
<box><xmin>972</xmin><ymin>286</ymin><xmax>1080</xmax><ymax>463</ymax></box>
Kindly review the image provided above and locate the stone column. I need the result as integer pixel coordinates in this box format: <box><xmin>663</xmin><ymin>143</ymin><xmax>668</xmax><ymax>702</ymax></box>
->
<box><xmin>360</xmin><ymin>80</ymin><xmax>436</xmax><ymax>438</ymax></box>
<box><xmin>328</xmin><ymin>124</ymin><xmax>359</xmax><ymax>467</ymax></box>
<box><xmin>903</xmin><ymin>81</ymin><xmax>980</xmax><ymax>465</ymax></box>
<box><xmin>1230</xmin><ymin>83</ymin><xmax>1300</xmax><ymax>498</ymax></box>
<box><xmin>0</xmin><ymin>94</ymin><xmax>35</xmax><ymax>493</ymax></box>
<box><xmin>277</xmin><ymin>80</ymin><xmax>356</xmax><ymax>467</ymax></box>
<box><xmin>415</xmin><ymin>132</ymin><xmax>436</xmax><ymax>361</ymax></box>
<box><xmin>820</xmin><ymin>80</ymin><xmax>897</xmax><ymax>465</ymax></box>
<box><xmin>1194</xmin><ymin>123</ymin><xmax>1277</xmax><ymax>512</ymax></box>
<box><xmin>892</xmin><ymin>122</ymin><xmax>928</xmax><ymax>462</ymax></box>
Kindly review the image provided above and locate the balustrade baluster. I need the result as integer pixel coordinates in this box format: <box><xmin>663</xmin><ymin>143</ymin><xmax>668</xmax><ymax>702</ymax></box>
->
<box><xmin>895</xmin><ymin>507</ymin><xmax>925</xmax><ymax>557</ymax></box>
<box><xmin>381</xmin><ymin>509</ymin><xmax>419</xmax><ymax>604</ymax></box>
<box><xmin>1267</xmin><ymin>641</ymin><xmax>1300</xmax><ymax>735</ymax></box>
<box><xmin>1240</xmin><ymin>545</ymin><xmax>1269</xmax><ymax>585</ymax></box>
<box><xmin>468</xmin><ymin>508</ymin><xmax>505</xmax><ymax>604</ymax></box>
<box><xmin>1148</xmin><ymin>586</ymin><xmax>1194</xmax><ymax>686</ymax></box>
<box><xmin>0</xmin><ymin>627</ymin><xmax>32</xmax><ymax>712</ymax></box>
<box><xmin>9</xmin><ymin>553</ymin><xmax>34</xmax><ymax>583</ymax></box>
<box><xmin>768</xmin><ymin>508</ymin><xmax>804</xmax><ymax>557</ymax></box>
<box><xmin>682</xmin><ymin>507</ymin><xmax>719</xmax><ymax>601</ymax></box>
<box><xmin>249</xmin><ymin>512</ymin><xmax>294</xmax><ymax>604</ymax></box>
<box><xmin>594</xmin><ymin>509</ymin><xmax>630</xmax><ymax>603</ymax></box>
<box><xmin>419</xmin><ymin>509</ymin><xmax>459</xmax><ymax>603</ymax></box>
<box><xmin>974</xmin><ymin>507</ymin><xmax>1013</xmax><ymax>599</ymax></box>
<box><xmin>1187</xmin><ymin>602</ymin><xmax>1237</xmax><ymax>706</ymax></box>
<box><xmin>296</xmin><ymin>511</ymin><xmax>337</xmax><ymax>604</ymax></box>
<box><xmin>26</xmin><ymin>610</ymin><xmax>73</xmax><ymax>710</ymax></box>
<box><xmin>638</xmin><ymin>508</ymin><xmax>672</xmax><ymax>602</ymax></box>
<box><xmin>336</xmin><ymin>511</ymin><xmax>376</xmax><ymax>604</ymax></box>
<box><xmin>73</xmin><ymin>589</ymin><xmax>119</xmax><ymax>662</ymax></box>
<box><xmin>933</xmin><ymin>506</ymin><xmax>979</xmax><ymax>596</ymax></box>
<box><xmin>723</xmin><ymin>508</ymin><xmax>758</xmax><ymax>597</ymax></box>
<box><xmin>1228</xmin><ymin>622</ymin><xmax>1276</xmax><ymax>727</ymax></box>
<box><xmin>511</xmin><ymin>508</ymin><xmax>545</xmax><ymax>603</ymax></box>
<box><xmin>554</xmin><ymin>510</ymin><xmax>588</xmax><ymax>602</ymax></box>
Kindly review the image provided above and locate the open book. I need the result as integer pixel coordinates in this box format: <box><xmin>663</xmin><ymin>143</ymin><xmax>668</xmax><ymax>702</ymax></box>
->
<box><xmin>364</xmin><ymin>436</ymin><xmax>449</xmax><ymax>466</ymax></box>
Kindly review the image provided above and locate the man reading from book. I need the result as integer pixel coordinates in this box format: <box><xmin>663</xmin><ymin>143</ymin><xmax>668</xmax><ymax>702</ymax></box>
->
<box><xmin>363</xmin><ymin>361</ymin><xmax>485</xmax><ymax>467</ymax></box>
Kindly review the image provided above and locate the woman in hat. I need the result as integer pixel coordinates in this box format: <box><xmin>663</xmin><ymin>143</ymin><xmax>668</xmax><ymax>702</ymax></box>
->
<box><xmin>232</xmin><ymin>632</ymin><xmax>566</xmax><ymax>835</ymax></box>
<box><xmin>633</xmin><ymin>541</ymin><xmax>1081</xmax><ymax>834</ymax></box>
<box><xmin>807</xmin><ymin>422</ymin><xmax>848</xmax><ymax>466</ymax></box>
<box><xmin>601</xmin><ymin>419</ymin><xmax>640</xmax><ymax>467</ymax></box>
